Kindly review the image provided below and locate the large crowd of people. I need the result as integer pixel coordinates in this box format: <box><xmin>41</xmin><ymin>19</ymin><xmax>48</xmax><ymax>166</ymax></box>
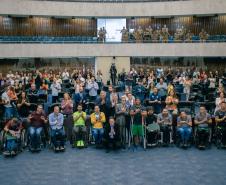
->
<box><xmin>0</xmin><ymin>66</ymin><xmax>226</xmax><ymax>156</ymax></box>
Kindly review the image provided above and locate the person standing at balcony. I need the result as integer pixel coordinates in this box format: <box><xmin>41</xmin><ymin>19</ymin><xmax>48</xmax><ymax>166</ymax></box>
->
<box><xmin>185</xmin><ymin>30</ymin><xmax>194</xmax><ymax>42</ymax></box>
<box><xmin>162</xmin><ymin>25</ymin><xmax>170</xmax><ymax>43</ymax></box>
<box><xmin>199</xmin><ymin>29</ymin><xmax>209</xmax><ymax>42</ymax></box>
<box><xmin>121</xmin><ymin>27</ymin><xmax>129</xmax><ymax>42</ymax></box>
<box><xmin>98</xmin><ymin>28</ymin><xmax>104</xmax><ymax>42</ymax></box>
<box><xmin>102</xmin><ymin>27</ymin><xmax>107</xmax><ymax>42</ymax></box>
<box><xmin>181</xmin><ymin>26</ymin><xmax>186</xmax><ymax>41</ymax></box>
<box><xmin>134</xmin><ymin>26</ymin><xmax>143</xmax><ymax>43</ymax></box>
<box><xmin>144</xmin><ymin>26</ymin><xmax>153</xmax><ymax>41</ymax></box>
<box><xmin>151</xmin><ymin>30</ymin><xmax>160</xmax><ymax>42</ymax></box>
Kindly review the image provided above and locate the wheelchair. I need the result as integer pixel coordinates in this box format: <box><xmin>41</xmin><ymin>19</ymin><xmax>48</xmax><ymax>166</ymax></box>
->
<box><xmin>176</xmin><ymin>126</ymin><xmax>193</xmax><ymax>149</ymax></box>
<box><xmin>145</xmin><ymin>123</ymin><xmax>160</xmax><ymax>147</ymax></box>
<box><xmin>72</xmin><ymin>126</ymin><xmax>88</xmax><ymax>149</ymax></box>
<box><xmin>215</xmin><ymin>124</ymin><xmax>226</xmax><ymax>149</ymax></box>
<box><xmin>159</xmin><ymin>125</ymin><xmax>174</xmax><ymax>147</ymax></box>
<box><xmin>27</xmin><ymin>127</ymin><xmax>48</xmax><ymax>152</ymax></box>
<box><xmin>0</xmin><ymin>129</ymin><xmax>25</xmax><ymax>157</ymax></box>
<box><xmin>194</xmin><ymin>124</ymin><xmax>211</xmax><ymax>149</ymax></box>
<box><xmin>49</xmin><ymin>128</ymin><xmax>66</xmax><ymax>152</ymax></box>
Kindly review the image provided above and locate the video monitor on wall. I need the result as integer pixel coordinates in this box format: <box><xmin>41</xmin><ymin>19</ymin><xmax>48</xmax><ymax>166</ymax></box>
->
<box><xmin>97</xmin><ymin>19</ymin><xmax>126</xmax><ymax>42</ymax></box>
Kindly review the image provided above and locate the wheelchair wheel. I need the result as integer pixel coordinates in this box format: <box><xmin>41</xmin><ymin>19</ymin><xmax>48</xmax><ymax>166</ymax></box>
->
<box><xmin>215</xmin><ymin>127</ymin><xmax>223</xmax><ymax>149</ymax></box>
<box><xmin>0</xmin><ymin>130</ymin><xmax>6</xmax><ymax>152</ymax></box>
<box><xmin>20</xmin><ymin>129</ymin><xmax>28</xmax><ymax>149</ymax></box>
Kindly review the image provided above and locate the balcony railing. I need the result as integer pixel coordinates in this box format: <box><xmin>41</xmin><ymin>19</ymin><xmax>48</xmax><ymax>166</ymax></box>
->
<box><xmin>34</xmin><ymin>0</ymin><xmax>190</xmax><ymax>3</ymax></box>
<box><xmin>0</xmin><ymin>35</ymin><xmax>225</xmax><ymax>44</ymax></box>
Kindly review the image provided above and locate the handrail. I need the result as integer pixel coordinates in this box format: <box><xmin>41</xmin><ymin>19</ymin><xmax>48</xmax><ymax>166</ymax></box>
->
<box><xmin>34</xmin><ymin>0</ymin><xmax>190</xmax><ymax>3</ymax></box>
<box><xmin>0</xmin><ymin>40</ymin><xmax>225</xmax><ymax>44</ymax></box>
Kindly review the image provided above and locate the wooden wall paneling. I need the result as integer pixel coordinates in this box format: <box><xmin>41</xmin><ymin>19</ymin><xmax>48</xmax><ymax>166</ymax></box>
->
<box><xmin>217</xmin><ymin>16</ymin><xmax>221</xmax><ymax>35</ymax></box>
<box><xmin>0</xmin><ymin>17</ymin><xmax>2</xmax><ymax>35</ymax></box>
<box><xmin>0</xmin><ymin>16</ymin><xmax>225</xmax><ymax>37</ymax></box>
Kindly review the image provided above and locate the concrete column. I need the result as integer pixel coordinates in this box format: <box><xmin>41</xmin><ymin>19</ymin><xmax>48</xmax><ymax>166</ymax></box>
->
<box><xmin>95</xmin><ymin>57</ymin><xmax>130</xmax><ymax>84</ymax></box>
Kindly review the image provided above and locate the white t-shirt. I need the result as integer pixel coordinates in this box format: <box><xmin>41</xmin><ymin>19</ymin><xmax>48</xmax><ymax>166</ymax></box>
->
<box><xmin>1</xmin><ymin>92</ymin><xmax>12</xmax><ymax>108</ymax></box>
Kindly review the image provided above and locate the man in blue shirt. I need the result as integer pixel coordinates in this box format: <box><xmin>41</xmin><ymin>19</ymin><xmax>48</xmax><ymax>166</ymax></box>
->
<box><xmin>133</xmin><ymin>80</ymin><xmax>146</xmax><ymax>102</ymax></box>
<box><xmin>149</xmin><ymin>87</ymin><xmax>161</xmax><ymax>114</ymax></box>
<box><xmin>49</xmin><ymin>106</ymin><xmax>65</xmax><ymax>151</ymax></box>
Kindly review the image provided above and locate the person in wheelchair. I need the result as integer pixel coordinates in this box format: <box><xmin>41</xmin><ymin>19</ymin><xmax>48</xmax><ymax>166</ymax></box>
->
<box><xmin>49</xmin><ymin>106</ymin><xmax>65</xmax><ymax>151</ymax></box>
<box><xmin>176</xmin><ymin>111</ymin><xmax>192</xmax><ymax>148</ymax></box>
<box><xmin>215</xmin><ymin>102</ymin><xmax>226</xmax><ymax>147</ymax></box>
<box><xmin>194</xmin><ymin>106</ymin><xmax>212</xmax><ymax>148</ymax></box>
<box><xmin>3</xmin><ymin>118</ymin><xmax>22</xmax><ymax>156</ymax></box>
<box><xmin>72</xmin><ymin>104</ymin><xmax>87</xmax><ymax>148</ymax></box>
<box><xmin>103</xmin><ymin>117</ymin><xmax>121</xmax><ymax>153</ymax></box>
<box><xmin>90</xmin><ymin>105</ymin><xmax>106</xmax><ymax>148</ymax></box>
<box><xmin>28</xmin><ymin>104</ymin><xmax>48</xmax><ymax>151</ymax></box>
<box><xmin>157</xmin><ymin>108</ymin><xmax>172</xmax><ymax>146</ymax></box>
<box><xmin>145</xmin><ymin>106</ymin><xmax>159</xmax><ymax>146</ymax></box>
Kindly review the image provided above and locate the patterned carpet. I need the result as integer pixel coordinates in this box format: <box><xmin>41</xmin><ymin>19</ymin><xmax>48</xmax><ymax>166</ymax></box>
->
<box><xmin>0</xmin><ymin>145</ymin><xmax>226</xmax><ymax>185</ymax></box>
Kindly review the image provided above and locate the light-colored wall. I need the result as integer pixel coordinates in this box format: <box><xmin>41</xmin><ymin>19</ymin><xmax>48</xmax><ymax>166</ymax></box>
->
<box><xmin>0</xmin><ymin>43</ymin><xmax>226</xmax><ymax>58</ymax></box>
<box><xmin>0</xmin><ymin>0</ymin><xmax>225</xmax><ymax>17</ymax></box>
<box><xmin>95</xmin><ymin>57</ymin><xmax>130</xmax><ymax>83</ymax></box>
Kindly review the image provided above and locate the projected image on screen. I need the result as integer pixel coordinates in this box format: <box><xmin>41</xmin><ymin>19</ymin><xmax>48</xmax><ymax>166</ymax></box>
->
<box><xmin>97</xmin><ymin>19</ymin><xmax>126</xmax><ymax>42</ymax></box>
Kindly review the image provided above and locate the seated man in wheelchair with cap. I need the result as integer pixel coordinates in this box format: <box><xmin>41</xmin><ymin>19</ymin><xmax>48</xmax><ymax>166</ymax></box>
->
<box><xmin>28</xmin><ymin>104</ymin><xmax>48</xmax><ymax>151</ymax></box>
<box><xmin>49</xmin><ymin>106</ymin><xmax>65</xmax><ymax>151</ymax></box>
<box><xmin>2</xmin><ymin>117</ymin><xmax>23</xmax><ymax>156</ymax></box>
<box><xmin>215</xmin><ymin>101</ymin><xmax>226</xmax><ymax>148</ymax></box>
<box><xmin>194</xmin><ymin>106</ymin><xmax>212</xmax><ymax>149</ymax></box>
<box><xmin>144</xmin><ymin>106</ymin><xmax>159</xmax><ymax>147</ymax></box>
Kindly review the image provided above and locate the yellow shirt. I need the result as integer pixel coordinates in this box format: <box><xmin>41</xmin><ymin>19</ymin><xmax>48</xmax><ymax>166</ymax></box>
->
<box><xmin>90</xmin><ymin>112</ymin><xmax>106</xmax><ymax>129</ymax></box>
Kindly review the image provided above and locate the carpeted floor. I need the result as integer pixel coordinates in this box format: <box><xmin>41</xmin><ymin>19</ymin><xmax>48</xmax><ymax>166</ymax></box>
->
<box><xmin>0</xmin><ymin>145</ymin><xmax>226</xmax><ymax>185</ymax></box>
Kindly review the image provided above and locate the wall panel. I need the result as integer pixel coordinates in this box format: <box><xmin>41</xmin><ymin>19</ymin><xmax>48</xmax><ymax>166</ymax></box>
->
<box><xmin>0</xmin><ymin>16</ymin><xmax>97</xmax><ymax>36</ymax></box>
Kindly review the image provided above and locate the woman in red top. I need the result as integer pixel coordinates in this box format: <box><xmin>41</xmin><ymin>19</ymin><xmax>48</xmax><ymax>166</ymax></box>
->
<box><xmin>61</xmin><ymin>93</ymin><xmax>73</xmax><ymax>144</ymax></box>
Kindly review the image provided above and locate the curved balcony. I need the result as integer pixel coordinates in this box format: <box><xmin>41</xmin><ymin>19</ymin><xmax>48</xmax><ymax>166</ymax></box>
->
<box><xmin>0</xmin><ymin>42</ymin><xmax>225</xmax><ymax>58</ymax></box>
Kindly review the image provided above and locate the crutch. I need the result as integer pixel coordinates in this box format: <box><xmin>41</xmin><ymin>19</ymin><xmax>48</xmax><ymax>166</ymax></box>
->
<box><xmin>128</xmin><ymin>116</ymin><xmax>134</xmax><ymax>149</ymax></box>
<box><xmin>142</xmin><ymin>116</ymin><xmax>147</xmax><ymax>150</ymax></box>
